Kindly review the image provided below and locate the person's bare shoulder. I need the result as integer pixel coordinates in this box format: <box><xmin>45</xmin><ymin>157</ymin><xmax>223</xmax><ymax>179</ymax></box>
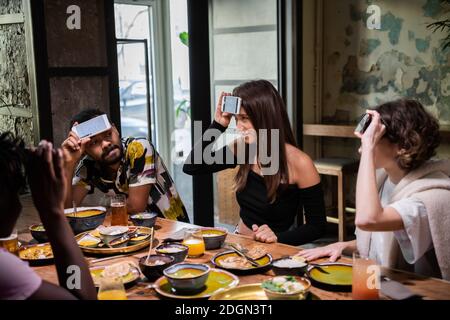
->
<box><xmin>285</xmin><ymin>144</ymin><xmax>320</xmax><ymax>188</ymax></box>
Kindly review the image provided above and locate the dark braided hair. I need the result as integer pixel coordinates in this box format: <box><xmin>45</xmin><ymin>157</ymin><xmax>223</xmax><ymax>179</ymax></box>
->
<box><xmin>0</xmin><ymin>132</ymin><xmax>26</xmax><ymax>195</ymax></box>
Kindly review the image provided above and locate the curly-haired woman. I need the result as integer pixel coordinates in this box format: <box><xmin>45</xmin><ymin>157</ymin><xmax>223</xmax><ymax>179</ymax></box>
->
<box><xmin>297</xmin><ymin>99</ymin><xmax>450</xmax><ymax>280</ymax></box>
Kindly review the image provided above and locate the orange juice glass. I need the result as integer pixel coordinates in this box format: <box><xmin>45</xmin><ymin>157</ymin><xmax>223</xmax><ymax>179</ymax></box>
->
<box><xmin>182</xmin><ymin>229</ymin><xmax>205</xmax><ymax>258</ymax></box>
<box><xmin>97</xmin><ymin>276</ymin><xmax>127</xmax><ymax>300</ymax></box>
<box><xmin>352</xmin><ymin>251</ymin><xmax>380</xmax><ymax>300</ymax></box>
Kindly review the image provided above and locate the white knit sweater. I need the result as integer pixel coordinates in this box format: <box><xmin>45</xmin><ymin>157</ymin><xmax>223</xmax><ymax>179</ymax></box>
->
<box><xmin>356</xmin><ymin>159</ymin><xmax>450</xmax><ymax>281</ymax></box>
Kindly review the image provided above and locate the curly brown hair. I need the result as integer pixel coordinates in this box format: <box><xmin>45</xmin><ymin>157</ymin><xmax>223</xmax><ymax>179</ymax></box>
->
<box><xmin>376</xmin><ymin>99</ymin><xmax>441</xmax><ymax>171</ymax></box>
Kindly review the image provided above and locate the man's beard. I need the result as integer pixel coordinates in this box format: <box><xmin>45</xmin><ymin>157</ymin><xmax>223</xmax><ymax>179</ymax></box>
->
<box><xmin>99</xmin><ymin>144</ymin><xmax>123</xmax><ymax>165</ymax></box>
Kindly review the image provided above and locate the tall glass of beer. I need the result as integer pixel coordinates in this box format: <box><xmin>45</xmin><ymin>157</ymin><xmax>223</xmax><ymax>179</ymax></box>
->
<box><xmin>111</xmin><ymin>194</ymin><xmax>128</xmax><ymax>226</ymax></box>
<box><xmin>0</xmin><ymin>229</ymin><xmax>19</xmax><ymax>255</ymax></box>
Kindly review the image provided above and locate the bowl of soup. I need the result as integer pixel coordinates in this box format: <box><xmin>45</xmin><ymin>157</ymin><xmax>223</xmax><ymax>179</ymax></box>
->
<box><xmin>155</xmin><ymin>243</ymin><xmax>188</xmax><ymax>263</ymax></box>
<box><xmin>64</xmin><ymin>207</ymin><xmax>106</xmax><ymax>235</ymax></box>
<box><xmin>130</xmin><ymin>212</ymin><xmax>158</xmax><ymax>228</ymax></box>
<box><xmin>139</xmin><ymin>254</ymin><xmax>175</xmax><ymax>281</ymax></box>
<box><xmin>29</xmin><ymin>224</ymin><xmax>48</xmax><ymax>243</ymax></box>
<box><xmin>163</xmin><ymin>263</ymin><xmax>210</xmax><ymax>293</ymax></box>
<box><xmin>201</xmin><ymin>227</ymin><xmax>227</xmax><ymax>250</ymax></box>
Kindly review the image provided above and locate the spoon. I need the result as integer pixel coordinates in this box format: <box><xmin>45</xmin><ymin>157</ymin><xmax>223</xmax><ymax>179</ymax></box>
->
<box><xmin>144</xmin><ymin>227</ymin><xmax>154</xmax><ymax>265</ymax></box>
<box><xmin>72</xmin><ymin>200</ymin><xmax>77</xmax><ymax>218</ymax></box>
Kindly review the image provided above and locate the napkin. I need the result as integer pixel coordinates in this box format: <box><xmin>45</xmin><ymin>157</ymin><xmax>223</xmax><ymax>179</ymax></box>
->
<box><xmin>380</xmin><ymin>278</ymin><xmax>423</xmax><ymax>300</ymax></box>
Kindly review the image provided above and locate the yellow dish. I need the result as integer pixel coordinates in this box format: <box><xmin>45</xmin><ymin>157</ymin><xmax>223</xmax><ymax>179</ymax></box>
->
<box><xmin>19</xmin><ymin>243</ymin><xmax>54</xmax><ymax>265</ymax></box>
<box><xmin>308</xmin><ymin>264</ymin><xmax>352</xmax><ymax>286</ymax></box>
<box><xmin>90</xmin><ymin>264</ymin><xmax>140</xmax><ymax>287</ymax></box>
<box><xmin>209</xmin><ymin>284</ymin><xmax>320</xmax><ymax>300</ymax></box>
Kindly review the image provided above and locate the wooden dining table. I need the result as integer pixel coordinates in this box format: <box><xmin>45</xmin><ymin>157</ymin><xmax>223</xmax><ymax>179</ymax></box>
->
<box><xmin>23</xmin><ymin>217</ymin><xmax>450</xmax><ymax>300</ymax></box>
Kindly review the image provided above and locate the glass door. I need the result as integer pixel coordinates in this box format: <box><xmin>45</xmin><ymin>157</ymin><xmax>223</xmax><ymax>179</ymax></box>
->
<box><xmin>116</xmin><ymin>39</ymin><xmax>152</xmax><ymax>140</ymax></box>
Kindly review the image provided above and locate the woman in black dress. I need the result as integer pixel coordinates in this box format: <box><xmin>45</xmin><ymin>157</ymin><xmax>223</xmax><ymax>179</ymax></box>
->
<box><xmin>183</xmin><ymin>80</ymin><xmax>326</xmax><ymax>246</ymax></box>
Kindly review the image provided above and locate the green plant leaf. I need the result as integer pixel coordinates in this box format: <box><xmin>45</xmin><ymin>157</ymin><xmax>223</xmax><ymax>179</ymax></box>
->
<box><xmin>179</xmin><ymin>32</ymin><xmax>189</xmax><ymax>47</ymax></box>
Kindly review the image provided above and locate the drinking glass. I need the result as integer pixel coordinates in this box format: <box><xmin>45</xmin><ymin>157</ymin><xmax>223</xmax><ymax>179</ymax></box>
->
<box><xmin>110</xmin><ymin>194</ymin><xmax>128</xmax><ymax>226</ymax></box>
<box><xmin>0</xmin><ymin>229</ymin><xmax>19</xmax><ymax>255</ymax></box>
<box><xmin>182</xmin><ymin>229</ymin><xmax>205</xmax><ymax>258</ymax></box>
<box><xmin>97</xmin><ymin>276</ymin><xmax>127</xmax><ymax>300</ymax></box>
<box><xmin>352</xmin><ymin>251</ymin><xmax>380</xmax><ymax>300</ymax></box>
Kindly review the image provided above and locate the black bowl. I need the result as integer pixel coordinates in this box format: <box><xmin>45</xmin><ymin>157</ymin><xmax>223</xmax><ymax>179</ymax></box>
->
<box><xmin>139</xmin><ymin>254</ymin><xmax>175</xmax><ymax>282</ymax></box>
<box><xmin>155</xmin><ymin>243</ymin><xmax>188</xmax><ymax>264</ymax></box>
<box><xmin>29</xmin><ymin>224</ymin><xmax>48</xmax><ymax>243</ymax></box>
<box><xmin>271</xmin><ymin>257</ymin><xmax>308</xmax><ymax>276</ymax></box>
<box><xmin>65</xmin><ymin>210</ymin><xmax>106</xmax><ymax>235</ymax></box>
<box><xmin>130</xmin><ymin>212</ymin><xmax>158</xmax><ymax>228</ymax></box>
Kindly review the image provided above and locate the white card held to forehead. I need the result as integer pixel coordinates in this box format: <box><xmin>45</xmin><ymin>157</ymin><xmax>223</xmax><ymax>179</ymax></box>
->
<box><xmin>72</xmin><ymin>114</ymin><xmax>112</xmax><ymax>139</ymax></box>
<box><xmin>222</xmin><ymin>96</ymin><xmax>242</xmax><ymax>115</ymax></box>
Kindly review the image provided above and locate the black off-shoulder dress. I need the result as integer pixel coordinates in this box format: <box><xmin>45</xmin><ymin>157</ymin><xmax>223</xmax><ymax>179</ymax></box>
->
<box><xmin>183</xmin><ymin>121</ymin><xmax>327</xmax><ymax>245</ymax></box>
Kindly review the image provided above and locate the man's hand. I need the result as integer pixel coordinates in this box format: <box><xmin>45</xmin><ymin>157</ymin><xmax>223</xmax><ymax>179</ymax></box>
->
<box><xmin>252</xmin><ymin>224</ymin><xmax>278</xmax><ymax>243</ymax></box>
<box><xmin>61</xmin><ymin>123</ymin><xmax>90</xmax><ymax>166</ymax></box>
<box><xmin>26</xmin><ymin>141</ymin><xmax>67</xmax><ymax>218</ymax></box>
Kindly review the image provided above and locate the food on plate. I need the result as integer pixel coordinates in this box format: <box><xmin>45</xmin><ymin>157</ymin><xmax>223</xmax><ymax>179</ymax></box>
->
<box><xmin>201</xmin><ymin>229</ymin><xmax>226</xmax><ymax>237</ymax></box>
<box><xmin>129</xmin><ymin>234</ymin><xmax>150</xmax><ymax>242</ymax></box>
<box><xmin>143</xmin><ymin>259</ymin><xmax>166</xmax><ymax>266</ymax></box>
<box><xmin>77</xmin><ymin>234</ymin><xmax>101</xmax><ymax>247</ymax></box>
<box><xmin>273</xmin><ymin>257</ymin><xmax>307</xmax><ymax>268</ymax></box>
<box><xmin>19</xmin><ymin>245</ymin><xmax>53</xmax><ymax>260</ymax></box>
<box><xmin>65</xmin><ymin>209</ymin><xmax>103</xmax><ymax>218</ymax></box>
<box><xmin>166</xmin><ymin>268</ymin><xmax>205</xmax><ymax>279</ymax></box>
<box><xmin>31</xmin><ymin>225</ymin><xmax>45</xmax><ymax>232</ymax></box>
<box><xmin>157</xmin><ymin>247</ymin><xmax>184</xmax><ymax>254</ymax></box>
<box><xmin>219</xmin><ymin>256</ymin><xmax>253</xmax><ymax>269</ymax></box>
<box><xmin>246</xmin><ymin>245</ymin><xmax>268</xmax><ymax>260</ymax></box>
<box><xmin>99</xmin><ymin>226</ymin><xmax>129</xmax><ymax>236</ymax></box>
<box><xmin>262</xmin><ymin>276</ymin><xmax>306</xmax><ymax>294</ymax></box>
<box><xmin>102</xmin><ymin>261</ymin><xmax>132</xmax><ymax>278</ymax></box>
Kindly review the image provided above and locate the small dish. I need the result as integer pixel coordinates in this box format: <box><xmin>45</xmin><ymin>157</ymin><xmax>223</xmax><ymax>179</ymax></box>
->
<box><xmin>77</xmin><ymin>234</ymin><xmax>101</xmax><ymax>248</ymax></box>
<box><xmin>262</xmin><ymin>276</ymin><xmax>311</xmax><ymax>300</ymax></box>
<box><xmin>272</xmin><ymin>256</ymin><xmax>308</xmax><ymax>276</ymax></box>
<box><xmin>130</xmin><ymin>212</ymin><xmax>158</xmax><ymax>228</ymax></box>
<box><xmin>29</xmin><ymin>224</ymin><xmax>48</xmax><ymax>243</ymax></box>
<box><xmin>109</xmin><ymin>235</ymin><xmax>129</xmax><ymax>248</ymax></box>
<box><xmin>200</xmin><ymin>227</ymin><xmax>227</xmax><ymax>250</ymax></box>
<box><xmin>163</xmin><ymin>263</ymin><xmax>211</xmax><ymax>294</ymax></box>
<box><xmin>139</xmin><ymin>254</ymin><xmax>175</xmax><ymax>282</ymax></box>
<box><xmin>98</xmin><ymin>226</ymin><xmax>129</xmax><ymax>245</ymax></box>
<box><xmin>154</xmin><ymin>268</ymin><xmax>239</xmax><ymax>300</ymax></box>
<box><xmin>155</xmin><ymin>243</ymin><xmax>188</xmax><ymax>263</ymax></box>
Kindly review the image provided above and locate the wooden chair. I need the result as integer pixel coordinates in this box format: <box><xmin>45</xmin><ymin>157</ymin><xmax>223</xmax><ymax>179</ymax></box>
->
<box><xmin>314</xmin><ymin>157</ymin><xmax>359</xmax><ymax>241</ymax></box>
<box><xmin>217</xmin><ymin>167</ymin><xmax>240</xmax><ymax>226</ymax></box>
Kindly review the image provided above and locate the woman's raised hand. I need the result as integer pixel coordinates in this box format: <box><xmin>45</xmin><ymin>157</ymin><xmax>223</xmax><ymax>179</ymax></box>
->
<box><xmin>354</xmin><ymin>110</ymin><xmax>386</xmax><ymax>149</ymax></box>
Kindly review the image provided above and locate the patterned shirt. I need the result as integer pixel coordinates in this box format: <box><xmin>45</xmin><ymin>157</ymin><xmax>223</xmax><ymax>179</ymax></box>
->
<box><xmin>73</xmin><ymin>138</ymin><xmax>189</xmax><ymax>222</ymax></box>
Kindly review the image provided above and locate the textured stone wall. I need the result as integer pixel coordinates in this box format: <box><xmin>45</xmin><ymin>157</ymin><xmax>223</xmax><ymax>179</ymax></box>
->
<box><xmin>0</xmin><ymin>0</ymin><xmax>34</xmax><ymax>145</ymax></box>
<box><xmin>321</xmin><ymin>0</ymin><xmax>450</xmax><ymax>159</ymax></box>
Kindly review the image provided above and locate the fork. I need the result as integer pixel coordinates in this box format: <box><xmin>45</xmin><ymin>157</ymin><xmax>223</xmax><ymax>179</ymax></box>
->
<box><xmin>228</xmin><ymin>243</ymin><xmax>260</xmax><ymax>267</ymax></box>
